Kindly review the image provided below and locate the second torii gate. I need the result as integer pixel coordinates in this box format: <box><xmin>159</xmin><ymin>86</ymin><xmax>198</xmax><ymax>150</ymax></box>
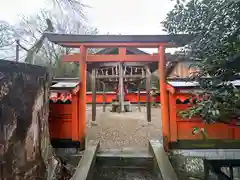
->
<box><xmin>45</xmin><ymin>32</ymin><xmax>188</xmax><ymax>151</ymax></box>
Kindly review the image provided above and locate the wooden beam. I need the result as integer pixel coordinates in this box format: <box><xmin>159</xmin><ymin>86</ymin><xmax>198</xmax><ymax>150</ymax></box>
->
<box><xmin>118</xmin><ymin>47</ymin><xmax>126</xmax><ymax>55</ymax></box>
<box><xmin>91</xmin><ymin>69</ymin><xmax>96</xmax><ymax>122</ymax></box>
<box><xmin>146</xmin><ymin>66</ymin><xmax>151</xmax><ymax>122</ymax></box>
<box><xmin>62</xmin><ymin>53</ymin><xmax>81</xmax><ymax>62</ymax></box>
<box><xmin>96</xmin><ymin>75</ymin><xmax>145</xmax><ymax>79</ymax></box>
<box><xmin>159</xmin><ymin>45</ymin><xmax>170</xmax><ymax>151</ymax></box>
<box><xmin>100</xmin><ymin>78</ymin><xmax>145</xmax><ymax>83</ymax></box>
<box><xmin>62</xmin><ymin>54</ymin><xmax>159</xmax><ymax>62</ymax></box>
<box><xmin>166</xmin><ymin>84</ymin><xmax>175</xmax><ymax>94</ymax></box>
<box><xmin>59</xmin><ymin>42</ymin><xmax>176</xmax><ymax>48</ymax></box>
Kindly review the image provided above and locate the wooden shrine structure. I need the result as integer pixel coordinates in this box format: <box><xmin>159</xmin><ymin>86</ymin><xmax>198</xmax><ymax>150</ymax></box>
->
<box><xmin>45</xmin><ymin>32</ymin><xmax>189</xmax><ymax>150</ymax></box>
<box><xmin>48</xmin><ymin>79</ymin><xmax>81</xmax><ymax>147</ymax></box>
<box><xmin>89</xmin><ymin>47</ymin><xmax>159</xmax><ymax>122</ymax></box>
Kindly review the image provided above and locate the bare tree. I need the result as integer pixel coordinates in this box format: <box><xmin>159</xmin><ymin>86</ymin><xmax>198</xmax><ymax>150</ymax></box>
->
<box><xmin>0</xmin><ymin>21</ymin><xmax>14</xmax><ymax>48</ymax></box>
<box><xmin>0</xmin><ymin>21</ymin><xmax>16</xmax><ymax>59</ymax></box>
<box><xmin>51</xmin><ymin>0</ymin><xmax>88</xmax><ymax>20</ymax></box>
<box><xmin>16</xmin><ymin>10</ymin><xmax>98</xmax><ymax>76</ymax></box>
<box><xmin>16</xmin><ymin>18</ymin><xmax>54</xmax><ymax>64</ymax></box>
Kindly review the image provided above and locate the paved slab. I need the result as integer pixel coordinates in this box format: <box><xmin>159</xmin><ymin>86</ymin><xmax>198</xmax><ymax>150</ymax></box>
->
<box><xmin>149</xmin><ymin>140</ymin><xmax>178</xmax><ymax>180</ymax></box>
<box><xmin>71</xmin><ymin>140</ymin><xmax>100</xmax><ymax>180</ymax></box>
<box><xmin>173</xmin><ymin>149</ymin><xmax>240</xmax><ymax>160</ymax></box>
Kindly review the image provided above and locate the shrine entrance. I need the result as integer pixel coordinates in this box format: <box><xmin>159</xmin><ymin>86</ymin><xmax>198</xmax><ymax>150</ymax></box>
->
<box><xmin>45</xmin><ymin>32</ymin><xmax>188</xmax><ymax>151</ymax></box>
<box><xmin>89</xmin><ymin>47</ymin><xmax>157</xmax><ymax>123</ymax></box>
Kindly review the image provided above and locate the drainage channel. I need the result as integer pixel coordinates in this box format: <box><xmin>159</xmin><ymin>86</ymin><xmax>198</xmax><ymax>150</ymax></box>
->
<box><xmin>94</xmin><ymin>149</ymin><xmax>159</xmax><ymax>180</ymax></box>
<box><xmin>70</xmin><ymin>140</ymin><xmax>178</xmax><ymax>180</ymax></box>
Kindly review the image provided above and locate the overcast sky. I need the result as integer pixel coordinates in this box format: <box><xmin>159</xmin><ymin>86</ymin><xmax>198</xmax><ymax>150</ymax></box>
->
<box><xmin>0</xmin><ymin>0</ymin><xmax>176</xmax><ymax>34</ymax></box>
<box><xmin>0</xmin><ymin>0</ymin><xmax>177</xmax><ymax>53</ymax></box>
<box><xmin>83</xmin><ymin>0</ymin><xmax>176</xmax><ymax>34</ymax></box>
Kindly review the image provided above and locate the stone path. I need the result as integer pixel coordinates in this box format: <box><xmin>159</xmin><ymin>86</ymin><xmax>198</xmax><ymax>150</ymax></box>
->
<box><xmin>86</xmin><ymin>105</ymin><xmax>162</xmax><ymax>150</ymax></box>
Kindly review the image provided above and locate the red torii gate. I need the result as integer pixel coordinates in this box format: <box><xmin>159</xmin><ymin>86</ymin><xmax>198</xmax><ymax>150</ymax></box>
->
<box><xmin>45</xmin><ymin>32</ymin><xmax>189</xmax><ymax>151</ymax></box>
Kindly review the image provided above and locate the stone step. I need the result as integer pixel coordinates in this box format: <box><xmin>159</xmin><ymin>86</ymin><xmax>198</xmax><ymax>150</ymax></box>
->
<box><xmin>96</xmin><ymin>149</ymin><xmax>153</xmax><ymax>169</ymax></box>
<box><xmin>93</xmin><ymin>167</ymin><xmax>159</xmax><ymax>180</ymax></box>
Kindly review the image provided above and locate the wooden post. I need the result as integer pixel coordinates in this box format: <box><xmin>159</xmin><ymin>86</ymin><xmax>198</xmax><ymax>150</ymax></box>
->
<box><xmin>169</xmin><ymin>93</ymin><xmax>177</xmax><ymax>142</ymax></box>
<box><xmin>119</xmin><ymin>62</ymin><xmax>124</xmax><ymax>112</ymax></box>
<box><xmin>79</xmin><ymin>45</ymin><xmax>87</xmax><ymax>146</ymax></box>
<box><xmin>146</xmin><ymin>66</ymin><xmax>151</xmax><ymax>122</ymax></box>
<box><xmin>16</xmin><ymin>39</ymin><xmax>19</xmax><ymax>62</ymax></box>
<box><xmin>103</xmin><ymin>82</ymin><xmax>106</xmax><ymax>112</ymax></box>
<box><xmin>158</xmin><ymin>45</ymin><xmax>170</xmax><ymax>151</ymax></box>
<box><xmin>91</xmin><ymin>69</ymin><xmax>96</xmax><ymax>122</ymax></box>
<box><xmin>138</xmin><ymin>81</ymin><xmax>141</xmax><ymax>112</ymax></box>
<box><xmin>230</xmin><ymin>166</ymin><xmax>234</xmax><ymax>180</ymax></box>
<box><xmin>72</xmin><ymin>94</ymin><xmax>79</xmax><ymax>142</ymax></box>
<box><xmin>203</xmin><ymin>160</ymin><xmax>209</xmax><ymax>180</ymax></box>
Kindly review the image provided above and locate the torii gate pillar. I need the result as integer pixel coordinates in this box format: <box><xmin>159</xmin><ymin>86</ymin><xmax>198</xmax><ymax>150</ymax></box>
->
<box><xmin>159</xmin><ymin>45</ymin><xmax>170</xmax><ymax>151</ymax></box>
<box><xmin>79</xmin><ymin>45</ymin><xmax>87</xmax><ymax>146</ymax></box>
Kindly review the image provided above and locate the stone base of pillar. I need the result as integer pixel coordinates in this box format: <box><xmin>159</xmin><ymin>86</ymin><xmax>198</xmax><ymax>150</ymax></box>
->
<box><xmin>111</xmin><ymin>101</ymin><xmax>132</xmax><ymax>113</ymax></box>
<box><xmin>91</xmin><ymin>121</ymin><xmax>98</xmax><ymax>126</ymax></box>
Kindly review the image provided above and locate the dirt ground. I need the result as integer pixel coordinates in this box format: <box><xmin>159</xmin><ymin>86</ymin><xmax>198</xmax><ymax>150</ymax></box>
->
<box><xmin>86</xmin><ymin>104</ymin><xmax>162</xmax><ymax>150</ymax></box>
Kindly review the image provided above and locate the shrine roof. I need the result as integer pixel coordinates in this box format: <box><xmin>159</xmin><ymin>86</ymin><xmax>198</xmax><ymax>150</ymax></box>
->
<box><xmin>51</xmin><ymin>82</ymin><xmax>79</xmax><ymax>89</ymax></box>
<box><xmin>167</xmin><ymin>81</ymin><xmax>199</xmax><ymax>88</ymax></box>
<box><xmin>168</xmin><ymin>79</ymin><xmax>240</xmax><ymax>88</ymax></box>
<box><xmin>52</xmin><ymin>77</ymin><xmax>79</xmax><ymax>84</ymax></box>
<box><xmin>44</xmin><ymin>32</ymin><xmax>190</xmax><ymax>47</ymax></box>
<box><xmin>50</xmin><ymin>78</ymin><xmax>80</xmax><ymax>91</ymax></box>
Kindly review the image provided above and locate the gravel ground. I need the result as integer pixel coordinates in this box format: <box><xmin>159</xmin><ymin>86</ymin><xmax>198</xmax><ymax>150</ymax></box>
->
<box><xmin>86</xmin><ymin>104</ymin><xmax>162</xmax><ymax>150</ymax></box>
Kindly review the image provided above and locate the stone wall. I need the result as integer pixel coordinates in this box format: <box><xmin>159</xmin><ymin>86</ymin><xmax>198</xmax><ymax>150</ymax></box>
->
<box><xmin>170</xmin><ymin>150</ymin><xmax>240</xmax><ymax>180</ymax></box>
<box><xmin>0</xmin><ymin>60</ymin><xmax>60</xmax><ymax>180</ymax></box>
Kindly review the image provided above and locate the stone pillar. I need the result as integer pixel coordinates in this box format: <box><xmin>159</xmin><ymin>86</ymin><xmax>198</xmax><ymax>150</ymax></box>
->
<box><xmin>145</xmin><ymin>66</ymin><xmax>151</xmax><ymax>122</ymax></box>
<box><xmin>102</xmin><ymin>82</ymin><xmax>106</xmax><ymax>112</ymax></box>
<box><xmin>138</xmin><ymin>81</ymin><xmax>141</xmax><ymax>112</ymax></box>
<box><xmin>119</xmin><ymin>62</ymin><xmax>124</xmax><ymax>112</ymax></box>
